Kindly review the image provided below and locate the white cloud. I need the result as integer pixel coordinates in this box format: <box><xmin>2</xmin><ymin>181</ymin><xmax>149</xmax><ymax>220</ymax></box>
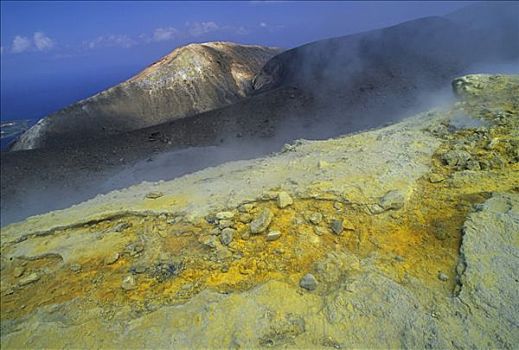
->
<box><xmin>234</xmin><ymin>26</ymin><xmax>249</xmax><ymax>35</ymax></box>
<box><xmin>187</xmin><ymin>21</ymin><xmax>219</xmax><ymax>37</ymax></box>
<box><xmin>33</xmin><ymin>32</ymin><xmax>54</xmax><ymax>50</ymax></box>
<box><xmin>11</xmin><ymin>35</ymin><xmax>32</xmax><ymax>53</ymax></box>
<box><xmin>80</xmin><ymin>21</ymin><xmax>250</xmax><ymax>52</ymax></box>
<box><xmin>184</xmin><ymin>21</ymin><xmax>250</xmax><ymax>37</ymax></box>
<box><xmin>9</xmin><ymin>32</ymin><xmax>56</xmax><ymax>54</ymax></box>
<box><xmin>152</xmin><ymin>27</ymin><xmax>179</xmax><ymax>42</ymax></box>
<box><xmin>85</xmin><ymin>34</ymin><xmax>137</xmax><ymax>49</ymax></box>
<box><xmin>258</xmin><ymin>22</ymin><xmax>285</xmax><ymax>32</ymax></box>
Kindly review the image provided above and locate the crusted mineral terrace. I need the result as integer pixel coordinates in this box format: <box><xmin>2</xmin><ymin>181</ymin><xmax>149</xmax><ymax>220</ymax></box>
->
<box><xmin>1</xmin><ymin>75</ymin><xmax>518</xmax><ymax>348</ymax></box>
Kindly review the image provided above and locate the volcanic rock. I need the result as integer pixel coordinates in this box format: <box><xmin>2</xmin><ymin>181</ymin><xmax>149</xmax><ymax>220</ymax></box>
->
<box><xmin>277</xmin><ymin>192</ymin><xmax>293</xmax><ymax>208</ymax></box>
<box><xmin>18</xmin><ymin>273</ymin><xmax>40</xmax><ymax>286</ymax></box>
<box><xmin>220</xmin><ymin>228</ymin><xmax>235</xmax><ymax>246</ymax></box>
<box><xmin>266</xmin><ymin>230</ymin><xmax>282</xmax><ymax>241</ymax></box>
<box><xmin>250</xmin><ymin>209</ymin><xmax>273</xmax><ymax>234</ymax></box>
<box><xmin>299</xmin><ymin>273</ymin><xmax>318</xmax><ymax>291</ymax></box>
<box><xmin>379</xmin><ymin>190</ymin><xmax>405</xmax><ymax>211</ymax></box>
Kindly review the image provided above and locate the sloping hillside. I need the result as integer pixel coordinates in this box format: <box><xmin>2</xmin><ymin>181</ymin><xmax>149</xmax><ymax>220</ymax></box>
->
<box><xmin>11</xmin><ymin>42</ymin><xmax>281</xmax><ymax>150</ymax></box>
<box><xmin>2</xmin><ymin>3</ymin><xmax>518</xmax><ymax>225</ymax></box>
<box><xmin>1</xmin><ymin>74</ymin><xmax>518</xmax><ymax>348</ymax></box>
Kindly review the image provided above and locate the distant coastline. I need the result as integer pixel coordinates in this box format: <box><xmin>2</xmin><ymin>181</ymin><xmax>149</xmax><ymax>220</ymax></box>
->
<box><xmin>0</xmin><ymin>119</ymin><xmax>37</xmax><ymax>150</ymax></box>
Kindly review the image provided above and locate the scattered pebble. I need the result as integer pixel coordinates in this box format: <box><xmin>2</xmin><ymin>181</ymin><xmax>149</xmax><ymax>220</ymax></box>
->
<box><xmin>438</xmin><ymin>272</ymin><xmax>449</xmax><ymax>282</ymax></box>
<box><xmin>342</xmin><ymin>219</ymin><xmax>356</xmax><ymax>231</ymax></box>
<box><xmin>379</xmin><ymin>190</ymin><xmax>405</xmax><ymax>211</ymax></box>
<box><xmin>126</xmin><ymin>242</ymin><xmax>145</xmax><ymax>256</ymax></box>
<box><xmin>220</xmin><ymin>228</ymin><xmax>235</xmax><ymax>246</ymax></box>
<box><xmin>300</xmin><ymin>273</ymin><xmax>318</xmax><ymax>291</ymax></box>
<box><xmin>215</xmin><ymin>246</ymin><xmax>233</xmax><ymax>260</ymax></box>
<box><xmin>18</xmin><ymin>273</ymin><xmax>40</xmax><ymax>286</ymax></box>
<box><xmin>121</xmin><ymin>275</ymin><xmax>137</xmax><ymax>291</ymax></box>
<box><xmin>238</xmin><ymin>203</ymin><xmax>255</xmax><ymax>213</ymax></box>
<box><xmin>113</xmin><ymin>222</ymin><xmax>130</xmax><ymax>232</ymax></box>
<box><xmin>333</xmin><ymin>202</ymin><xmax>344</xmax><ymax>211</ymax></box>
<box><xmin>281</xmin><ymin>143</ymin><xmax>296</xmax><ymax>152</ymax></box>
<box><xmin>145</xmin><ymin>191</ymin><xmax>164</xmax><ymax>199</ymax></box>
<box><xmin>266</xmin><ymin>230</ymin><xmax>282</xmax><ymax>241</ymax></box>
<box><xmin>152</xmin><ymin>262</ymin><xmax>183</xmax><ymax>282</ymax></box>
<box><xmin>369</xmin><ymin>204</ymin><xmax>385</xmax><ymax>215</ymax></box>
<box><xmin>466</xmin><ymin>159</ymin><xmax>481</xmax><ymax>171</ymax></box>
<box><xmin>238</xmin><ymin>213</ymin><xmax>253</xmax><ymax>223</ymax></box>
<box><xmin>156</xmin><ymin>229</ymin><xmax>168</xmax><ymax>238</ymax></box>
<box><xmin>105</xmin><ymin>253</ymin><xmax>120</xmax><ymax>265</ymax></box>
<box><xmin>294</xmin><ymin>217</ymin><xmax>305</xmax><ymax>225</ymax></box>
<box><xmin>260</xmin><ymin>191</ymin><xmax>278</xmax><ymax>200</ymax></box>
<box><xmin>442</xmin><ymin>150</ymin><xmax>471</xmax><ymax>168</ymax></box>
<box><xmin>185</xmin><ymin>214</ymin><xmax>201</xmax><ymax>225</ymax></box>
<box><xmin>216</xmin><ymin>211</ymin><xmax>234</xmax><ymax>220</ymax></box>
<box><xmin>250</xmin><ymin>208</ymin><xmax>273</xmax><ymax>234</ymax></box>
<box><xmin>13</xmin><ymin>266</ymin><xmax>25</xmax><ymax>278</ymax></box>
<box><xmin>131</xmin><ymin>265</ymin><xmax>147</xmax><ymax>274</ymax></box>
<box><xmin>218</xmin><ymin>220</ymin><xmax>234</xmax><ymax>229</ymax></box>
<box><xmin>308</xmin><ymin>212</ymin><xmax>323</xmax><ymax>225</ymax></box>
<box><xmin>167</xmin><ymin>216</ymin><xmax>183</xmax><ymax>225</ymax></box>
<box><xmin>70</xmin><ymin>264</ymin><xmax>82</xmax><ymax>273</ymax></box>
<box><xmin>313</xmin><ymin>227</ymin><xmax>327</xmax><ymax>236</ymax></box>
<box><xmin>428</xmin><ymin>173</ymin><xmax>445</xmax><ymax>183</ymax></box>
<box><xmin>277</xmin><ymin>191</ymin><xmax>293</xmax><ymax>208</ymax></box>
<box><xmin>330</xmin><ymin>219</ymin><xmax>343</xmax><ymax>235</ymax></box>
<box><xmin>200</xmin><ymin>235</ymin><xmax>218</xmax><ymax>249</ymax></box>
<box><xmin>205</xmin><ymin>213</ymin><xmax>218</xmax><ymax>224</ymax></box>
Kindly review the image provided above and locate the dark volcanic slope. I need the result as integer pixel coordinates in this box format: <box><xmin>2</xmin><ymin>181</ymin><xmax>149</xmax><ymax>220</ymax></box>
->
<box><xmin>251</xmin><ymin>7</ymin><xmax>518</xmax><ymax>127</ymax></box>
<box><xmin>2</xmin><ymin>2</ymin><xmax>518</xmax><ymax>225</ymax></box>
<box><xmin>1</xmin><ymin>86</ymin><xmax>311</xmax><ymax>225</ymax></box>
<box><xmin>11</xmin><ymin>42</ymin><xmax>281</xmax><ymax>150</ymax></box>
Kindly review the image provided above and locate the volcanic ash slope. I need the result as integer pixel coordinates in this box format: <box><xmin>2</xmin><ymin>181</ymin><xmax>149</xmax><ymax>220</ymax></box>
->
<box><xmin>11</xmin><ymin>42</ymin><xmax>281</xmax><ymax>150</ymax></box>
<box><xmin>1</xmin><ymin>74</ymin><xmax>518</xmax><ymax>348</ymax></box>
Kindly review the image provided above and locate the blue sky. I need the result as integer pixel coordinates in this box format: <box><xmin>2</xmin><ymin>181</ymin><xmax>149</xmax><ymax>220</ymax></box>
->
<box><xmin>0</xmin><ymin>1</ymin><xmax>470</xmax><ymax>121</ymax></box>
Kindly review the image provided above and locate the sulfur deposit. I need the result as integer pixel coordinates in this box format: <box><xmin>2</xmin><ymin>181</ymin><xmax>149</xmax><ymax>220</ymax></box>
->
<box><xmin>1</xmin><ymin>75</ymin><xmax>518</xmax><ymax>348</ymax></box>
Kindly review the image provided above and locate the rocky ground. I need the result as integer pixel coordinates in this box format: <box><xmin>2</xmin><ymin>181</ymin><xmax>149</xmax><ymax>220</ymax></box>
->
<box><xmin>1</xmin><ymin>74</ymin><xmax>518</xmax><ymax>348</ymax></box>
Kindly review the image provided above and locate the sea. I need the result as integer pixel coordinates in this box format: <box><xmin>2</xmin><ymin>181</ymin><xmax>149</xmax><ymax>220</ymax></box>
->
<box><xmin>0</xmin><ymin>119</ymin><xmax>38</xmax><ymax>150</ymax></box>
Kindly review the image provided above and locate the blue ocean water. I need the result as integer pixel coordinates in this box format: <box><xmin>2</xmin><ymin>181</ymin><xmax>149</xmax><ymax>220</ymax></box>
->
<box><xmin>0</xmin><ymin>119</ymin><xmax>37</xmax><ymax>150</ymax></box>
